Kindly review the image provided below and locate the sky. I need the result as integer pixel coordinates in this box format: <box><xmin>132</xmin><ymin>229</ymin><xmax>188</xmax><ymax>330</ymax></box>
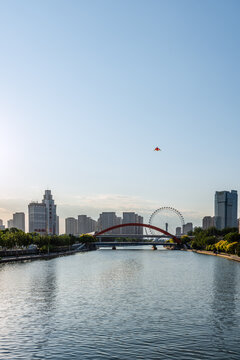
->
<box><xmin>0</xmin><ymin>0</ymin><xmax>240</xmax><ymax>233</ymax></box>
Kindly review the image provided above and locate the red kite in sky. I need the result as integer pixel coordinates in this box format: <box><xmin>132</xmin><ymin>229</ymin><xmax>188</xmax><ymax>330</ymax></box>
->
<box><xmin>154</xmin><ymin>147</ymin><xmax>161</xmax><ymax>151</ymax></box>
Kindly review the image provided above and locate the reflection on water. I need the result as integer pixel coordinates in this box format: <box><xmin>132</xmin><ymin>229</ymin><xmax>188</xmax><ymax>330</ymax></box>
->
<box><xmin>210</xmin><ymin>258</ymin><xmax>239</xmax><ymax>356</ymax></box>
<box><xmin>29</xmin><ymin>261</ymin><xmax>57</xmax><ymax>310</ymax></box>
<box><xmin>0</xmin><ymin>251</ymin><xmax>240</xmax><ymax>359</ymax></box>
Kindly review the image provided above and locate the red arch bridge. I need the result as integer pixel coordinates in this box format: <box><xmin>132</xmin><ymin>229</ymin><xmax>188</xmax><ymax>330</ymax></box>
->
<box><xmin>94</xmin><ymin>223</ymin><xmax>181</xmax><ymax>247</ymax></box>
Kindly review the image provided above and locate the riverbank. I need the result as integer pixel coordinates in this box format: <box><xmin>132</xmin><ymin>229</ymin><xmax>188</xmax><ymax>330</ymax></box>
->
<box><xmin>191</xmin><ymin>249</ymin><xmax>240</xmax><ymax>263</ymax></box>
<box><xmin>0</xmin><ymin>246</ymin><xmax>88</xmax><ymax>264</ymax></box>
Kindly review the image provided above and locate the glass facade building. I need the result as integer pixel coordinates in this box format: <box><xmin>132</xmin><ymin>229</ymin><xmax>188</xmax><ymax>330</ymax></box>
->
<box><xmin>214</xmin><ymin>190</ymin><xmax>238</xmax><ymax>230</ymax></box>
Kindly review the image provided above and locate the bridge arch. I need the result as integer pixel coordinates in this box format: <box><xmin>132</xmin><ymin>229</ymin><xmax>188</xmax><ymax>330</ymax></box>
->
<box><xmin>94</xmin><ymin>223</ymin><xmax>181</xmax><ymax>244</ymax></box>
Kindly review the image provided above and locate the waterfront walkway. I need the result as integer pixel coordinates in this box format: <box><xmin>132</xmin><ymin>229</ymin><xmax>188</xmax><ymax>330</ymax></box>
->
<box><xmin>0</xmin><ymin>245</ymin><xmax>87</xmax><ymax>264</ymax></box>
<box><xmin>192</xmin><ymin>249</ymin><xmax>240</xmax><ymax>263</ymax></box>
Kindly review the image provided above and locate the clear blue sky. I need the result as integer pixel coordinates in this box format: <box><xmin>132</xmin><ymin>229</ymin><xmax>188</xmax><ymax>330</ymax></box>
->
<box><xmin>0</xmin><ymin>0</ymin><xmax>239</xmax><ymax>232</ymax></box>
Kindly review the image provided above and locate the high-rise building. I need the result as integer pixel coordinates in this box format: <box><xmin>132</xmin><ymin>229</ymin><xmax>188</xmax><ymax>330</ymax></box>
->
<box><xmin>13</xmin><ymin>212</ymin><xmax>25</xmax><ymax>232</ymax></box>
<box><xmin>78</xmin><ymin>215</ymin><xmax>87</xmax><ymax>234</ymax></box>
<box><xmin>116</xmin><ymin>216</ymin><xmax>122</xmax><ymax>235</ymax></box>
<box><xmin>183</xmin><ymin>223</ymin><xmax>193</xmax><ymax>235</ymax></box>
<box><xmin>97</xmin><ymin>212</ymin><xmax>119</xmax><ymax>235</ymax></box>
<box><xmin>122</xmin><ymin>212</ymin><xmax>143</xmax><ymax>235</ymax></box>
<box><xmin>65</xmin><ymin>217</ymin><xmax>78</xmax><ymax>236</ymax></box>
<box><xmin>56</xmin><ymin>215</ymin><xmax>59</xmax><ymax>235</ymax></box>
<box><xmin>202</xmin><ymin>216</ymin><xmax>215</xmax><ymax>230</ymax></box>
<box><xmin>0</xmin><ymin>219</ymin><xmax>5</xmax><ymax>230</ymax></box>
<box><xmin>42</xmin><ymin>190</ymin><xmax>57</xmax><ymax>235</ymax></box>
<box><xmin>135</xmin><ymin>215</ymin><xmax>143</xmax><ymax>235</ymax></box>
<box><xmin>176</xmin><ymin>227</ymin><xmax>182</xmax><ymax>236</ymax></box>
<box><xmin>214</xmin><ymin>190</ymin><xmax>238</xmax><ymax>230</ymax></box>
<box><xmin>7</xmin><ymin>219</ymin><xmax>13</xmax><ymax>229</ymax></box>
<box><xmin>96</xmin><ymin>212</ymin><xmax>143</xmax><ymax>235</ymax></box>
<box><xmin>89</xmin><ymin>217</ymin><xmax>97</xmax><ymax>233</ymax></box>
<box><xmin>122</xmin><ymin>212</ymin><xmax>136</xmax><ymax>235</ymax></box>
<box><xmin>28</xmin><ymin>190</ymin><xmax>58</xmax><ymax>235</ymax></box>
<box><xmin>78</xmin><ymin>215</ymin><xmax>97</xmax><ymax>235</ymax></box>
<box><xmin>28</xmin><ymin>202</ymin><xmax>46</xmax><ymax>234</ymax></box>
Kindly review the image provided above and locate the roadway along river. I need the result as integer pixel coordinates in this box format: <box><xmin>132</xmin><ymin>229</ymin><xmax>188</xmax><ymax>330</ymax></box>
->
<box><xmin>0</xmin><ymin>248</ymin><xmax>240</xmax><ymax>359</ymax></box>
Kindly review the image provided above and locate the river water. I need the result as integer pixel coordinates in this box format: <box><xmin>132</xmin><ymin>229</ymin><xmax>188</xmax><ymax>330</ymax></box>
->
<box><xmin>0</xmin><ymin>248</ymin><xmax>240</xmax><ymax>359</ymax></box>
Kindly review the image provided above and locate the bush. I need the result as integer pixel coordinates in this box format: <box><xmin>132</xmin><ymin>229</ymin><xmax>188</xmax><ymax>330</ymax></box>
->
<box><xmin>215</xmin><ymin>240</ymin><xmax>227</xmax><ymax>252</ymax></box>
<box><xmin>226</xmin><ymin>242</ymin><xmax>238</xmax><ymax>254</ymax></box>
<box><xmin>206</xmin><ymin>244</ymin><xmax>215</xmax><ymax>251</ymax></box>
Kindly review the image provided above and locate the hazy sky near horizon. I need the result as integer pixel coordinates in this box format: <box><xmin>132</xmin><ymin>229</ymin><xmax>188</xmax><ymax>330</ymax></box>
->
<box><xmin>0</xmin><ymin>0</ymin><xmax>240</xmax><ymax>232</ymax></box>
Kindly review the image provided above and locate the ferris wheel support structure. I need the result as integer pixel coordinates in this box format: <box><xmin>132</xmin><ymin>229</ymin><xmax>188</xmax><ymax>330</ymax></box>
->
<box><xmin>149</xmin><ymin>207</ymin><xmax>185</xmax><ymax>236</ymax></box>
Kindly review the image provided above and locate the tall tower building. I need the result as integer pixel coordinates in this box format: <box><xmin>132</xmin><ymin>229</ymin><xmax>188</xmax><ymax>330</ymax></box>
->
<box><xmin>116</xmin><ymin>216</ymin><xmax>122</xmax><ymax>235</ymax></box>
<box><xmin>77</xmin><ymin>215</ymin><xmax>97</xmax><ymax>234</ymax></box>
<box><xmin>0</xmin><ymin>219</ymin><xmax>5</xmax><ymax>230</ymax></box>
<box><xmin>176</xmin><ymin>227</ymin><xmax>182</xmax><ymax>236</ymax></box>
<box><xmin>97</xmin><ymin>212</ymin><xmax>119</xmax><ymax>235</ymax></box>
<box><xmin>183</xmin><ymin>223</ymin><xmax>193</xmax><ymax>235</ymax></box>
<box><xmin>214</xmin><ymin>190</ymin><xmax>238</xmax><ymax>230</ymax></box>
<box><xmin>122</xmin><ymin>212</ymin><xmax>137</xmax><ymax>235</ymax></box>
<box><xmin>13</xmin><ymin>212</ymin><xmax>25</xmax><ymax>232</ymax></box>
<box><xmin>202</xmin><ymin>216</ymin><xmax>215</xmax><ymax>230</ymax></box>
<box><xmin>65</xmin><ymin>217</ymin><xmax>78</xmax><ymax>236</ymax></box>
<box><xmin>78</xmin><ymin>215</ymin><xmax>89</xmax><ymax>235</ymax></box>
<box><xmin>56</xmin><ymin>215</ymin><xmax>59</xmax><ymax>235</ymax></box>
<box><xmin>135</xmin><ymin>215</ymin><xmax>143</xmax><ymax>235</ymax></box>
<box><xmin>28</xmin><ymin>202</ymin><xmax>46</xmax><ymax>234</ymax></box>
<box><xmin>7</xmin><ymin>219</ymin><xmax>13</xmax><ymax>229</ymax></box>
<box><xmin>42</xmin><ymin>190</ymin><xmax>57</xmax><ymax>235</ymax></box>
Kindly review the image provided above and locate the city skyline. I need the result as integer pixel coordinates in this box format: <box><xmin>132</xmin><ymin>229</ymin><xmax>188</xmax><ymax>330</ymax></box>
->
<box><xmin>0</xmin><ymin>188</ymin><xmax>238</xmax><ymax>234</ymax></box>
<box><xmin>0</xmin><ymin>192</ymin><xmax>211</xmax><ymax>233</ymax></box>
<box><xmin>1</xmin><ymin>1</ymin><xmax>240</xmax><ymax>233</ymax></box>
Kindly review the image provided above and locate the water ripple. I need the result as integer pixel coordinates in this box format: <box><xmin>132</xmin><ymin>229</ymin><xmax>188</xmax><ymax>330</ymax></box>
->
<box><xmin>0</xmin><ymin>250</ymin><xmax>240</xmax><ymax>359</ymax></box>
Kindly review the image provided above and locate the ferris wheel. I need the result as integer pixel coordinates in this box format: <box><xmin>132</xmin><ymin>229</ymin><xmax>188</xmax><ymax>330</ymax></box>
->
<box><xmin>149</xmin><ymin>207</ymin><xmax>185</xmax><ymax>236</ymax></box>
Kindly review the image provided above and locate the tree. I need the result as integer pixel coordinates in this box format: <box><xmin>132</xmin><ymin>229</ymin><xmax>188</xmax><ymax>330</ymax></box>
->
<box><xmin>205</xmin><ymin>227</ymin><xmax>220</xmax><ymax>236</ymax></box>
<box><xmin>2</xmin><ymin>232</ymin><xmax>16</xmax><ymax>249</ymax></box>
<box><xmin>224</xmin><ymin>232</ymin><xmax>240</xmax><ymax>243</ymax></box>
<box><xmin>205</xmin><ymin>236</ymin><xmax>217</xmax><ymax>246</ymax></box>
<box><xmin>220</xmin><ymin>227</ymin><xmax>238</xmax><ymax>236</ymax></box>
<box><xmin>180</xmin><ymin>235</ymin><xmax>191</xmax><ymax>245</ymax></box>
<box><xmin>79</xmin><ymin>234</ymin><xmax>96</xmax><ymax>243</ymax></box>
<box><xmin>226</xmin><ymin>242</ymin><xmax>238</xmax><ymax>254</ymax></box>
<box><xmin>193</xmin><ymin>227</ymin><xmax>203</xmax><ymax>235</ymax></box>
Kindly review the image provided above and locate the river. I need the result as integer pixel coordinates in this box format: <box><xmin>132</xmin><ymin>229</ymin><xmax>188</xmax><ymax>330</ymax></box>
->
<box><xmin>0</xmin><ymin>248</ymin><xmax>240</xmax><ymax>359</ymax></box>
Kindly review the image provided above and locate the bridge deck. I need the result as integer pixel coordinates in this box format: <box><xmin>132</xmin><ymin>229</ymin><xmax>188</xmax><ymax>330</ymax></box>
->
<box><xmin>95</xmin><ymin>234</ymin><xmax>175</xmax><ymax>239</ymax></box>
<box><xmin>95</xmin><ymin>242</ymin><xmax>178</xmax><ymax>246</ymax></box>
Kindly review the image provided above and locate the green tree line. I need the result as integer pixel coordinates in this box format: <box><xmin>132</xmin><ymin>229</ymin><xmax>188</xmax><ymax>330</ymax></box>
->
<box><xmin>0</xmin><ymin>228</ymin><xmax>96</xmax><ymax>252</ymax></box>
<box><xmin>185</xmin><ymin>227</ymin><xmax>240</xmax><ymax>256</ymax></box>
